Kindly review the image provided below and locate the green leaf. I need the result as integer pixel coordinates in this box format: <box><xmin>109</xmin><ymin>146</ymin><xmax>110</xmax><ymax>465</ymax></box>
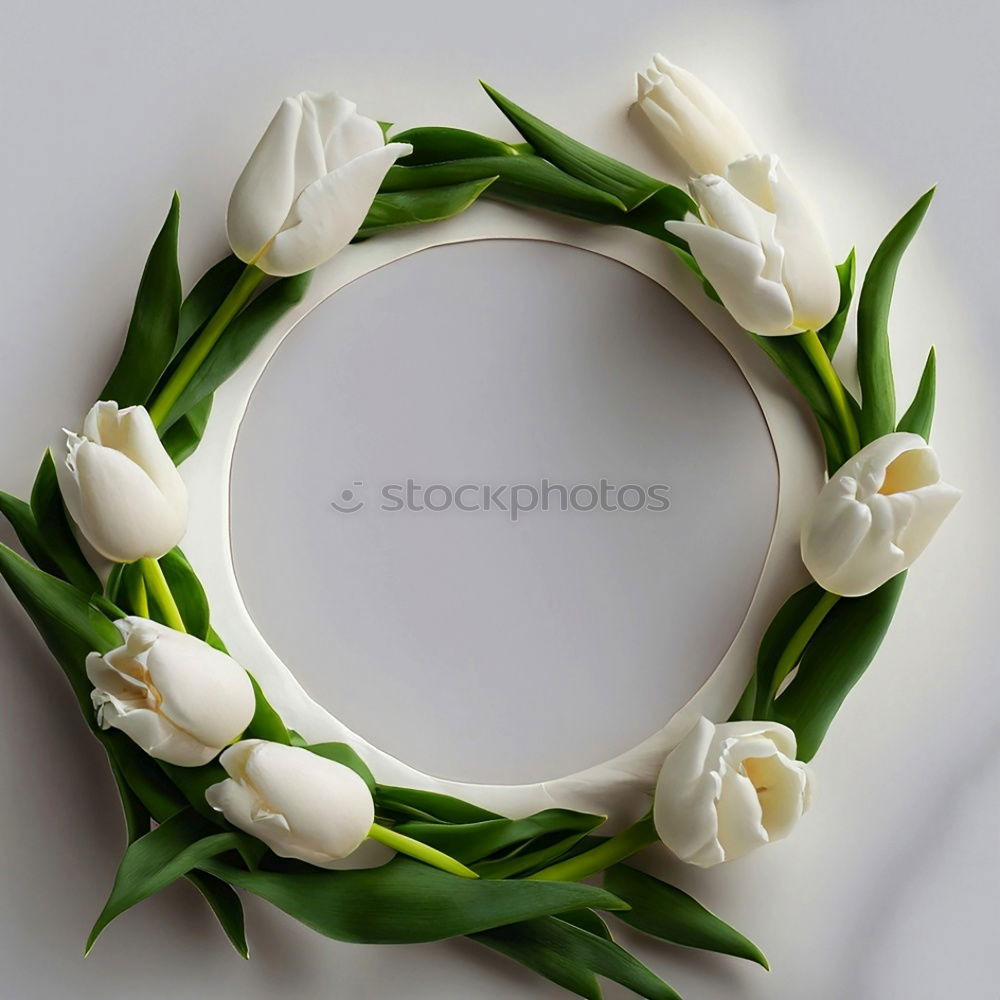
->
<box><xmin>476</xmin><ymin>829</ymin><xmax>604</xmax><ymax>880</ymax></box>
<box><xmin>375</xmin><ymin>785</ymin><xmax>502</xmax><ymax>825</ymax></box>
<box><xmin>176</xmin><ymin>255</ymin><xmax>247</xmax><ymax>356</ymax></box>
<box><xmin>101</xmin><ymin>194</ymin><xmax>182</xmax><ymax>406</ymax></box>
<box><xmin>158</xmin><ymin>760</ymin><xmax>228</xmax><ymax>824</ymax></box>
<box><xmin>383</xmin><ymin>157</ymin><xmax>627</xmax><ymax>216</ymax></box>
<box><xmin>201</xmin><ymin>855</ymin><xmax>627</xmax><ymax>944</ymax></box>
<box><xmin>186</xmin><ymin>871</ymin><xmax>250</xmax><ymax>959</ymax></box>
<box><xmin>819</xmin><ymin>249</ymin><xmax>857</xmax><ymax>358</ymax></box>
<box><xmin>304</xmin><ymin>742</ymin><xmax>375</xmax><ymax>792</ymax></box>
<box><xmin>474</xmin><ymin>915</ymin><xmax>682</xmax><ymax>1000</ymax></box>
<box><xmin>107</xmin><ymin>755</ymin><xmax>152</xmax><ymax>844</ymax></box>
<box><xmin>395</xmin><ymin>809</ymin><xmax>605</xmax><ymax>866</ymax></box>
<box><xmin>556</xmin><ymin>909</ymin><xmax>613</xmax><ymax>940</ymax></box>
<box><xmin>747</xmin><ymin>583</ymin><xmax>826</xmax><ymax>718</ymax></box>
<box><xmin>896</xmin><ymin>347</ymin><xmax>936</xmax><ymax>441</ymax></box>
<box><xmin>392</xmin><ymin>126</ymin><xmax>520</xmax><ymax>163</ymax></box>
<box><xmin>157</xmin><ymin>271</ymin><xmax>312</xmax><ymax>433</ymax></box>
<box><xmin>152</xmin><ymin>548</ymin><xmax>210</xmax><ymax>638</ymax></box>
<box><xmin>30</xmin><ymin>451</ymin><xmax>101</xmax><ymax>594</ymax></box>
<box><xmin>0</xmin><ymin>491</ymin><xmax>60</xmax><ymax>574</ymax></box>
<box><xmin>86</xmin><ymin>807</ymin><xmax>258</xmax><ymax>954</ymax></box>
<box><xmin>481</xmin><ymin>83</ymin><xmax>665</xmax><ymax>211</ymax></box>
<box><xmin>356</xmin><ymin>177</ymin><xmax>498</xmax><ymax>239</ymax></box>
<box><xmin>857</xmin><ymin>189</ymin><xmax>934</xmax><ymax>444</ymax></box>
<box><xmin>160</xmin><ymin>394</ymin><xmax>213</xmax><ymax>465</ymax></box>
<box><xmin>243</xmin><ymin>674</ymin><xmax>292</xmax><ymax>745</ymax></box>
<box><xmin>772</xmin><ymin>573</ymin><xmax>907</xmax><ymax>760</ymax></box>
<box><xmin>604</xmin><ymin>865</ymin><xmax>768</xmax><ymax>968</ymax></box>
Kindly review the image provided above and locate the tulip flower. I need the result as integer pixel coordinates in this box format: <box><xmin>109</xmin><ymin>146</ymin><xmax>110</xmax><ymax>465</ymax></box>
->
<box><xmin>87</xmin><ymin>618</ymin><xmax>256</xmax><ymax>767</ymax></box>
<box><xmin>635</xmin><ymin>54</ymin><xmax>756</xmax><ymax>177</ymax></box>
<box><xmin>56</xmin><ymin>401</ymin><xmax>187</xmax><ymax>564</ymax></box>
<box><xmin>666</xmin><ymin>154</ymin><xmax>841</xmax><ymax>335</ymax></box>
<box><xmin>654</xmin><ymin>716</ymin><xmax>813</xmax><ymax>868</ymax></box>
<box><xmin>227</xmin><ymin>91</ymin><xmax>412</xmax><ymax>277</ymax></box>
<box><xmin>801</xmin><ymin>432</ymin><xmax>961</xmax><ymax>597</ymax></box>
<box><xmin>206</xmin><ymin>741</ymin><xmax>375</xmax><ymax>867</ymax></box>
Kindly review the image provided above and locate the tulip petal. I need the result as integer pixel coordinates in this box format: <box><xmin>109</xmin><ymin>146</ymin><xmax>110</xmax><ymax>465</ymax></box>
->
<box><xmin>227</xmin><ymin>97</ymin><xmax>304</xmax><ymax>262</ymax></box>
<box><xmin>714</xmin><ymin>764</ymin><xmax>768</xmax><ymax>861</ymax></box>
<box><xmin>69</xmin><ymin>441</ymin><xmax>186</xmax><ymax>562</ymax></box>
<box><xmin>259</xmin><ymin>142</ymin><xmax>411</xmax><ymax>276</ymax></box>
<box><xmin>667</xmin><ymin>219</ymin><xmax>795</xmax><ymax>335</ymax></box>
<box><xmin>727</xmin><ymin>155</ymin><xmax>840</xmax><ymax>332</ymax></box>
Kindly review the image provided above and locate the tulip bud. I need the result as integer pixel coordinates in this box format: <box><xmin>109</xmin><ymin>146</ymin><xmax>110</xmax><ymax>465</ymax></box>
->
<box><xmin>87</xmin><ymin>618</ymin><xmax>256</xmax><ymax>767</ymax></box>
<box><xmin>227</xmin><ymin>91</ymin><xmax>412</xmax><ymax>277</ymax></box>
<box><xmin>56</xmin><ymin>401</ymin><xmax>188</xmax><ymax>564</ymax></box>
<box><xmin>636</xmin><ymin>54</ymin><xmax>756</xmax><ymax>177</ymax></box>
<box><xmin>654</xmin><ymin>716</ymin><xmax>813</xmax><ymax>868</ymax></box>
<box><xmin>206</xmin><ymin>741</ymin><xmax>375</xmax><ymax>867</ymax></box>
<box><xmin>666</xmin><ymin>154</ymin><xmax>841</xmax><ymax>335</ymax></box>
<box><xmin>801</xmin><ymin>432</ymin><xmax>961</xmax><ymax>597</ymax></box>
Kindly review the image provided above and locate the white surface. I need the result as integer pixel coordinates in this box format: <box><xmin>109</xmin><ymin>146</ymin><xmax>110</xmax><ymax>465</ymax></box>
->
<box><xmin>0</xmin><ymin>2</ymin><xmax>997</xmax><ymax>999</ymax></box>
<box><xmin>230</xmin><ymin>239</ymin><xmax>780</xmax><ymax>786</ymax></box>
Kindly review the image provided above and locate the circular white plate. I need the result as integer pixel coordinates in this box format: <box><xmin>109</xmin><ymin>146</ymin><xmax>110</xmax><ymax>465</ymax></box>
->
<box><xmin>182</xmin><ymin>206</ymin><xmax>822</xmax><ymax>827</ymax></box>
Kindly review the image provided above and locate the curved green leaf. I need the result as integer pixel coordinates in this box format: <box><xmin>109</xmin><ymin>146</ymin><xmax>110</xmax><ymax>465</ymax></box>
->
<box><xmin>155</xmin><ymin>547</ymin><xmax>210</xmax><ymax>638</ymax></box>
<box><xmin>160</xmin><ymin>394</ymin><xmax>213</xmax><ymax>465</ymax></box>
<box><xmin>376</xmin><ymin>785</ymin><xmax>501</xmax><ymax>825</ymax></box>
<box><xmin>857</xmin><ymin>190</ymin><xmax>934</xmax><ymax>444</ymax></box>
<box><xmin>30</xmin><ymin>451</ymin><xmax>101</xmax><ymax>594</ymax></box>
<box><xmin>896</xmin><ymin>347</ymin><xmax>936</xmax><ymax>441</ymax></box>
<box><xmin>357</xmin><ymin>177</ymin><xmax>498</xmax><ymax>239</ymax></box>
<box><xmin>396</xmin><ymin>809</ymin><xmax>604</xmax><ymax>866</ymax></box>
<box><xmin>392</xmin><ymin>126</ymin><xmax>520</xmax><ymax>163</ymax></box>
<box><xmin>304</xmin><ymin>742</ymin><xmax>374</xmax><ymax>790</ymax></box>
<box><xmin>157</xmin><ymin>271</ymin><xmax>312</xmax><ymax>433</ymax></box>
<box><xmin>604</xmin><ymin>865</ymin><xmax>768</xmax><ymax>968</ymax></box>
<box><xmin>201</xmin><ymin>855</ymin><xmax>627</xmax><ymax>945</ymax></box>
<box><xmin>101</xmin><ymin>194</ymin><xmax>182</xmax><ymax>406</ymax></box>
<box><xmin>819</xmin><ymin>250</ymin><xmax>857</xmax><ymax>358</ymax></box>
<box><xmin>86</xmin><ymin>808</ymin><xmax>258</xmax><ymax>954</ymax></box>
<box><xmin>0</xmin><ymin>490</ymin><xmax>59</xmax><ymax>574</ymax></box>
<box><xmin>186</xmin><ymin>871</ymin><xmax>249</xmax><ymax>959</ymax></box>
<box><xmin>481</xmin><ymin>83</ymin><xmax>664</xmax><ymax>211</ymax></box>
<box><xmin>772</xmin><ymin>573</ymin><xmax>907</xmax><ymax>760</ymax></box>
<box><xmin>474</xmin><ymin>915</ymin><xmax>682</xmax><ymax>1000</ymax></box>
<box><xmin>176</xmin><ymin>255</ymin><xmax>246</xmax><ymax>356</ymax></box>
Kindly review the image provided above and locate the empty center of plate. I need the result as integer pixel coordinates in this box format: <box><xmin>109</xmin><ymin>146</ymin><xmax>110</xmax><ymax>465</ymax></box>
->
<box><xmin>230</xmin><ymin>240</ymin><xmax>777</xmax><ymax>784</ymax></box>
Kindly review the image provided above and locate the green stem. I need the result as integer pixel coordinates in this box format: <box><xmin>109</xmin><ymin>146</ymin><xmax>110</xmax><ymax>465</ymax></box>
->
<box><xmin>529</xmin><ymin>814</ymin><xmax>658</xmax><ymax>882</ymax></box>
<box><xmin>799</xmin><ymin>329</ymin><xmax>861</xmax><ymax>456</ymax></box>
<box><xmin>762</xmin><ymin>590</ymin><xmax>840</xmax><ymax>708</ymax></box>
<box><xmin>148</xmin><ymin>264</ymin><xmax>267</xmax><ymax>429</ymax></box>
<box><xmin>139</xmin><ymin>557</ymin><xmax>185</xmax><ymax>632</ymax></box>
<box><xmin>367</xmin><ymin>823</ymin><xmax>479</xmax><ymax>879</ymax></box>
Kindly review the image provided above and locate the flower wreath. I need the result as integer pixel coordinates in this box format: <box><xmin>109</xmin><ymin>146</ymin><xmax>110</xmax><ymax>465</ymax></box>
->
<box><xmin>0</xmin><ymin>54</ymin><xmax>960</xmax><ymax>1000</ymax></box>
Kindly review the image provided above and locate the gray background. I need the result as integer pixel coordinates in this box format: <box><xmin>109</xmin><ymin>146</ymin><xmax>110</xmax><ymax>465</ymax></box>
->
<box><xmin>0</xmin><ymin>1</ymin><xmax>998</xmax><ymax>998</ymax></box>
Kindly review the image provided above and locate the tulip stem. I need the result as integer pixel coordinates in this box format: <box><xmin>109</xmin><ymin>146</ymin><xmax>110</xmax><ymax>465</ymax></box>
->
<box><xmin>529</xmin><ymin>814</ymin><xmax>658</xmax><ymax>882</ymax></box>
<box><xmin>139</xmin><ymin>557</ymin><xmax>186</xmax><ymax>632</ymax></box>
<box><xmin>763</xmin><ymin>589</ymin><xmax>840</xmax><ymax>707</ymax></box>
<box><xmin>799</xmin><ymin>329</ymin><xmax>861</xmax><ymax>457</ymax></box>
<box><xmin>148</xmin><ymin>264</ymin><xmax>267</xmax><ymax>430</ymax></box>
<box><xmin>367</xmin><ymin>823</ymin><xmax>480</xmax><ymax>879</ymax></box>
<box><xmin>127</xmin><ymin>571</ymin><xmax>150</xmax><ymax>618</ymax></box>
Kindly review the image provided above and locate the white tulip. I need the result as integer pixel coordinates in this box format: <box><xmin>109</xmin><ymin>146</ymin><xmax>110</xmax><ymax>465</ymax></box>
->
<box><xmin>56</xmin><ymin>401</ymin><xmax>187</xmax><ymax>564</ymax></box>
<box><xmin>87</xmin><ymin>618</ymin><xmax>256</xmax><ymax>767</ymax></box>
<box><xmin>227</xmin><ymin>91</ymin><xmax>412</xmax><ymax>277</ymax></box>
<box><xmin>206</xmin><ymin>741</ymin><xmax>374</xmax><ymax>867</ymax></box>
<box><xmin>635</xmin><ymin>54</ymin><xmax>757</xmax><ymax>177</ymax></box>
<box><xmin>801</xmin><ymin>432</ymin><xmax>961</xmax><ymax>597</ymax></box>
<box><xmin>666</xmin><ymin>154</ymin><xmax>841</xmax><ymax>335</ymax></box>
<box><xmin>654</xmin><ymin>716</ymin><xmax>813</xmax><ymax>868</ymax></box>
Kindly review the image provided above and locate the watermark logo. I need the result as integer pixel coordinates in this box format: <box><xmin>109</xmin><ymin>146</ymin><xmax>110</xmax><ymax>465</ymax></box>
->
<box><xmin>331</xmin><ymin>479</ymin><xmax>670</xmax><ymax>522</ymax></box>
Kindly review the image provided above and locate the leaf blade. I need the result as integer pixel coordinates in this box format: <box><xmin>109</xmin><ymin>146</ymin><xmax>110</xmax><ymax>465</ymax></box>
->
<box><xmin>896</xmin><ymin>346</ymin><xmax>936</xmax><ymax>441</ymax></box>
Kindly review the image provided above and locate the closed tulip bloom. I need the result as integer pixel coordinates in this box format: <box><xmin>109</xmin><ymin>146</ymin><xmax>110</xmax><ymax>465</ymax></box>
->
<box><xmin>206</xmin><ymin>741</ymin><xmax>375</xmax><ymax>867</ymax></box>
<box><xmin>56</xmin><ymin>401</ymin><xmax>187</xmax><ymax>564</ymax></box>
<box><xmin>654</xmin><ymin>716</ymin><xmax>813</xmax><ymax>868</ymax></box>
<box><xmin>635</xmin><ymin>54</ymin><xmax>756</xmax><ymax>177</ymax></box>
<box><xmin>87</xmin><ymin>618</ymin><xmax>256</xmax><ymax>767</ymax></box>
<box><xmin>667</xmin><ymin>154</ymin><xmax>841</xmax><ymax>335</ymax></box>
<box><xmin>801</xmin><ymin>432</ymin><xmax>961</xmax><ymax>597</ymax></box>
<box><xmin>227</xmin><ymin>91</ymin><xmax>412</xmax><ymax>277</ymax></box>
